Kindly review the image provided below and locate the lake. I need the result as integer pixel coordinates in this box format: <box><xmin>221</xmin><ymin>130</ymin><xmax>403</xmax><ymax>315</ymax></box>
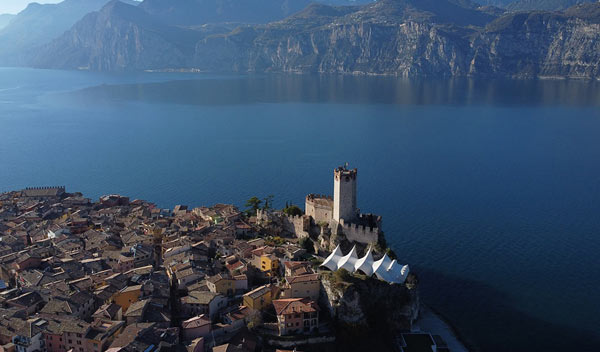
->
<box><xmin>1</xmin><ymin>68</ymin><xmax>599</xmax><ymax>351</ymax></box>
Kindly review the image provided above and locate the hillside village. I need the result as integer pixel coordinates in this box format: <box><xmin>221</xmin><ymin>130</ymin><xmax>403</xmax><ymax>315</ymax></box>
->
<box><xmin>0</xmin><ymin>167</ymin><xmax>437</xmax><ymax>352</ymax></box>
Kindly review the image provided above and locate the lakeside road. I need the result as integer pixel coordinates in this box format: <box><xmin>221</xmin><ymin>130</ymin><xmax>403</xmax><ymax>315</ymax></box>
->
<box><xmin>413</xmin><ymin>305</ymin><xmax>470</xmax><ymax>352</ymax></box>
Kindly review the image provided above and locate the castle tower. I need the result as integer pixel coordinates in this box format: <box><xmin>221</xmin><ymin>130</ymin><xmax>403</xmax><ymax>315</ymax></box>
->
<box><xmin>333</xmin><ymin>164</ymin><xmax>357</xmax><ymax>222</ymax></box>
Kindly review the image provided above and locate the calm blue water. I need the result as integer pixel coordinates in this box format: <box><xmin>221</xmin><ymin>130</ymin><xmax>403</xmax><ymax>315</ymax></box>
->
<box><xmin>1</xmin><ymin>68</ymin><xmax>599</xmax><ymax>351</ymax></box>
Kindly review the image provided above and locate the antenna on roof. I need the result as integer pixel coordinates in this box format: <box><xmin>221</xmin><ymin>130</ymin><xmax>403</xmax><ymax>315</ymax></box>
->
<box><xmin>344</xmin><ymin>162</ymin><xmax>349</xmax><ymax>169</ymax></box>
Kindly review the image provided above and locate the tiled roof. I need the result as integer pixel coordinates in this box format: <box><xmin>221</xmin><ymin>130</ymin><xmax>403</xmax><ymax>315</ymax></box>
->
<box><xmin>243</xmin><ymin>285</ymin><xmax>271</xmax><ymax>300</ymax></box>
<box><xmin>183</xmin><ymin>291</ymin><xmax>220</xmax><ymax>305</ymax></box>
<box><xmin>181</xmin><ymin>315</ymin><xmax>211</xmax><ymax>329</ymax></box>
<box><xmin>273</xmin><ymin>298</ymin><xmax>319</xmax><ymax>316</ymax></box>
<box><xmin>287</xmin><ymin>273</ymin><xmax>319</xmax><ymax>284</ymax></box>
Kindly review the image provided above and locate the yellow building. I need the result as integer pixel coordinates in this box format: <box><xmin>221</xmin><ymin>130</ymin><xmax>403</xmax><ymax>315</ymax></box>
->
<box><xmin>111</xmin><ymin>285</ymin><xmax>142</xmax><ymax>313</ymax></box>
<box><xmin>259</xmin><ymin>253</ymin><xmax>280</xmax><ymax>277</ymax></box>
<box><xmin>242</xmin><ymin>284</ymin><xmax>272</xmax><ymax>311</ymax></box>
<box><xmin>207</xmin><ymin>273</ymin><xmax>235</xmax><ymax>296</ymax></box>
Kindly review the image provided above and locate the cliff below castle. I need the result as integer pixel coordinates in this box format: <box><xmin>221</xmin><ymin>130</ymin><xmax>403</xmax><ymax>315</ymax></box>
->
<box><xmin>319</xmin><ymin>270</ymin><xmax>420</xmax><ymax>351</ymax></box>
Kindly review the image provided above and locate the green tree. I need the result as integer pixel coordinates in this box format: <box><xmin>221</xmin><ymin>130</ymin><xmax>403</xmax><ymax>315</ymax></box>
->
<box><xmin>299</xmin><ymin>237</ymin><xmax>314</xmax><ymax>253</ymax></box>
<box><xmin>283</xmin><ymin>204</ymin><xmax>303</xmax><ymax>217</ymax></box>
<box><xmin>334</xmin><ymin>268</ymin><xmax>352</xmax><ymax>283</ymax></box>
<box><xmin>262</xmin><ymin>195</ymin><xmax>274</xmax><ymax>210</ymax></box>
<box><xmin>245</xmin><ymin>196</ymin><xmax>262</xmax><ymax>216</ymax></box>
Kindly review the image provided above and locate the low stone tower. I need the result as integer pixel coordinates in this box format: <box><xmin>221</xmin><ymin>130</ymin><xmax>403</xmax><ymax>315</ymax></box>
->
<box><xmin>333</xmin><ymin>164</ymin><xmax>358</xmax><ymax>222</ymax></box>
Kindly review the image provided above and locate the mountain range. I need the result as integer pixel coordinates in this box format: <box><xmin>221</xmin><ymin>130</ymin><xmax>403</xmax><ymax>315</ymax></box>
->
<box><xmin>0</xmin><ymin>14</ymin><xmax>15</xmax><ymax>30</ymax></box>
<box><xmin>1</xmin><ymin>0</ymin><xmax>599</xmax><ymax>78</ymax></box>
<box><xmin>506</xmin><ymin>0</ymin><xmax>595</xmax><ymax>11</ymax></box>
<box><xmin>0</xmin><ymin>0</ymin><xmax>120</xmax><ymax>65</ymax></box>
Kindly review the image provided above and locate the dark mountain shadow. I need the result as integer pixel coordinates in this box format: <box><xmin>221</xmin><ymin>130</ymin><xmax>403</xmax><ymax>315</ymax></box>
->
<box><xmin>414</xmin><ymin>266</ymin><xmax>600</xmax><ymax>352</ymax></box>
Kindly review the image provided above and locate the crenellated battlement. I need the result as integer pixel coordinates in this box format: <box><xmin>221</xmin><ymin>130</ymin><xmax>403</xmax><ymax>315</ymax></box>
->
<box><xmin>339</xmin><ymin>219</ymin><xmax>379</xmax><ymax>233</ymax></box>
<box><xmin>306</xmin><ymin>194</ymin><xmax>333</xmax><ymax>201</ymax></box>
<box><xmin>338</xmin><ymin>213</ymin><xmax>381</xmax><ymax>245</ymax></box>
<box><xmin>334</xmin><ymin>165</ymin><xmax>357</xmax><ymax>181</ymax></box>
<box><xmin>24</xmin><ymin>186</ymin><xmax>65</xmax><ymax>191</ymax></box>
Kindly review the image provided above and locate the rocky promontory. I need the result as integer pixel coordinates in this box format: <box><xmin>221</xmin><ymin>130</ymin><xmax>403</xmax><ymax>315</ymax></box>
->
<box><xmin>319</xmin><ymin>269</ymin><xmax>420</xmax><ymax>350</ymax></box>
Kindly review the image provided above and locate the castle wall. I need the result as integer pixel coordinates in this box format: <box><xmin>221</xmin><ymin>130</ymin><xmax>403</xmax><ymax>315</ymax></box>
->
<box><xmin>305</xmin><ymin>197</ymin><xmax>333</xmax><ymax>224</ymax></box>
<box><xmin>339</xmin><ymin>219</ymin><xmax>379</xmax><ymax>245</ymax></box>
<box><xmin>281</xmin><ymin>215</ymin><xmax>311</xmax><ymax>239</ymax></box>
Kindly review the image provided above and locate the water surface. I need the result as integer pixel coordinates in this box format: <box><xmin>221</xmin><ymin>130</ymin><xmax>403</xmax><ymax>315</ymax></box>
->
<box><xmin>1</xmin><ymin>68</ymin><xmax>599</xmax><ymax>352</ymax></box>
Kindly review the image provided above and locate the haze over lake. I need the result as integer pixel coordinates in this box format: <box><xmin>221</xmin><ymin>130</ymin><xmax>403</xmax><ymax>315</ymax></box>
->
<box><xmin>1</xmin><ymin>68</ymin><xmax>599</xmax><ymax>351</ymax></box>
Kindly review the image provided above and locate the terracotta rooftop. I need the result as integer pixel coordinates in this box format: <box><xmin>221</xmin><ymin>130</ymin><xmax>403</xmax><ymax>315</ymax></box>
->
<box><xmin>287</xmin><ymin>273</ymin><xmax>319</xmax><ymax>284</ymax></box>
<box><xmin>273</xmin><ymin>298</ymin><xmax>319</xmax><ymax>316</ymax></box>
<box><xmin>181</xmin><ymin>315</ymin><xmax>211</xmax><ymax>329</ymax></box>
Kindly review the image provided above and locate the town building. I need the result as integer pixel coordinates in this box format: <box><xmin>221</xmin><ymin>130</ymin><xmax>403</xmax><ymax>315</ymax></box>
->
<box><xmin>242</xmin><ymin>285</ymin><xmax>272</xmax><ymax>311</ymax></box>
<box><xmin>273</xmin><ymin>298</ymin><xmax>319</xmax><ymax>336</ymax></box>
<box><xmin>282</xmin><ymin>273</ymin><xmax>320</xmax><ymax>300</ymax></box>
<box><xmin>180</xmin><ymin>291</ymin><xmax>227</xmax><ymax>321</ymax></box>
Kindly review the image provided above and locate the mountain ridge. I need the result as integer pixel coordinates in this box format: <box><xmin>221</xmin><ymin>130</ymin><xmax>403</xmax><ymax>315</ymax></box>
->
<box><xmin>0</xmin><ymin>0</ymin><xmax>113</xmax><ymax>65</ymax></box>
<box><xmin>21</xmin><ymin>0</ymin><xmax>600</xmax><ymax>79</ymax></box>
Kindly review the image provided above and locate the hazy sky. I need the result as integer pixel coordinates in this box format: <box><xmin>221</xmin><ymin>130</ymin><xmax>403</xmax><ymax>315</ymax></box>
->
<box><xmin>0</xmin><ymin>0</ymin><xmax>62</xmax><ymax>14</ymax></box>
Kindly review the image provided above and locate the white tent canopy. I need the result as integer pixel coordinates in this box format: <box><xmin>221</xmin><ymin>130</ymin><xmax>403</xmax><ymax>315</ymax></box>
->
<box><xmin>337</xmin><ymin>245</ymin><xmax>359</xmax><ymax>271</ymax></box>
<box><xmin>320</xmin><ymin>245</ymin><xmax>410</xmax><ymax>284</ymax></box>
<box><xmin>321</xmin><ymin>244</ymin><xmax>343</xmax><ymax>271</ymax></box>
<box><xmin>354</xmin><ymin>246</ymin><xmax>375</xmax><ymax>276</ymax></box>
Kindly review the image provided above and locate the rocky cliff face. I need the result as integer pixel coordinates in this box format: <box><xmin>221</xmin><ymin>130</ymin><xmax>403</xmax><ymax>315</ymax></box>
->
<box><xmin>32</xmin><ymin>0</ymin><xmax>600</xmax><ymax>79</ymax></box>
<box><xmin>470</xmin><ymin>6</ymin><xmax>600</xmax><ymax>78</ymax></box>
<box><xmin>320</xmin><ymin>271</ymin><xmax>419</xmax><ymax>332</ymax></box>
<box><xmin>32</xmin><ymin>1</ymin><xmax>206</xmax><ymax>71</ymax></box>
<box><xmin>0</xmin><ymin>0</ymin><xmax>112</xmax><ymax>65</ymax></box>
<box><xmin>192</xmin><ymin>2</ymin><xmax>600</xmax><ymax>78</ymax></box>
<box><xmin>193</xmin><ymin>20</ymin><xmax>475</xmax><ymax>77</ymax></box>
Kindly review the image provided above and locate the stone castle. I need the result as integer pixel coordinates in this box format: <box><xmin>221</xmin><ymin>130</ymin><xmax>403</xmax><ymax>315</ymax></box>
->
<box><xmin>257</xmin><ymin>164</ymin><xmax>382</xmax><ymax>251</ymax></box>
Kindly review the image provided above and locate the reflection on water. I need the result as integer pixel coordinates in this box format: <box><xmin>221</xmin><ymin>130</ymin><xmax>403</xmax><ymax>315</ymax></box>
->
<box><xmin>71</xmin><ymin>74</ymin><xmax>600</xmax><ymax>106</ymax></box>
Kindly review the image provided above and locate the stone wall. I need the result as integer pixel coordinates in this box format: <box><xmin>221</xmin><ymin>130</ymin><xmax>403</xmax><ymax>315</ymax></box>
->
<box><xmin>281</xmin><ymin>215</ymin><xmax>311</xmax><ymax>238</ymax></box>
<box><xmin>305</xmin><ymin>194</ymin><xmax>333</xmax><ymax>224</ymax></box>
<box><xmin>338</xmin><ymin>219</ymin><xmax>379</xmax><ymax>245</ymax></box>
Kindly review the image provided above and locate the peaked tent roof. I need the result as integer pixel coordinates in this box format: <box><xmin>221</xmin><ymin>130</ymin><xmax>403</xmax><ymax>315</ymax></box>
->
<box><xmin>337</xmin><ymin>245</ymin><xmax>359</xmax><ymax>272</ymax></box>
<box><xmin>354</xmin><ymin>246</ymin><xmax>375</xmax><ymax>276</ymax></box>
<box><xmin>320</xmin><ymin>246</ymin><xmax>410</xmax><ymax>284</ymax></box>
<box><xmin>321</xmin><ymin>244</ymin><xmax>343</xmax><ymax>271</ymax></box>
